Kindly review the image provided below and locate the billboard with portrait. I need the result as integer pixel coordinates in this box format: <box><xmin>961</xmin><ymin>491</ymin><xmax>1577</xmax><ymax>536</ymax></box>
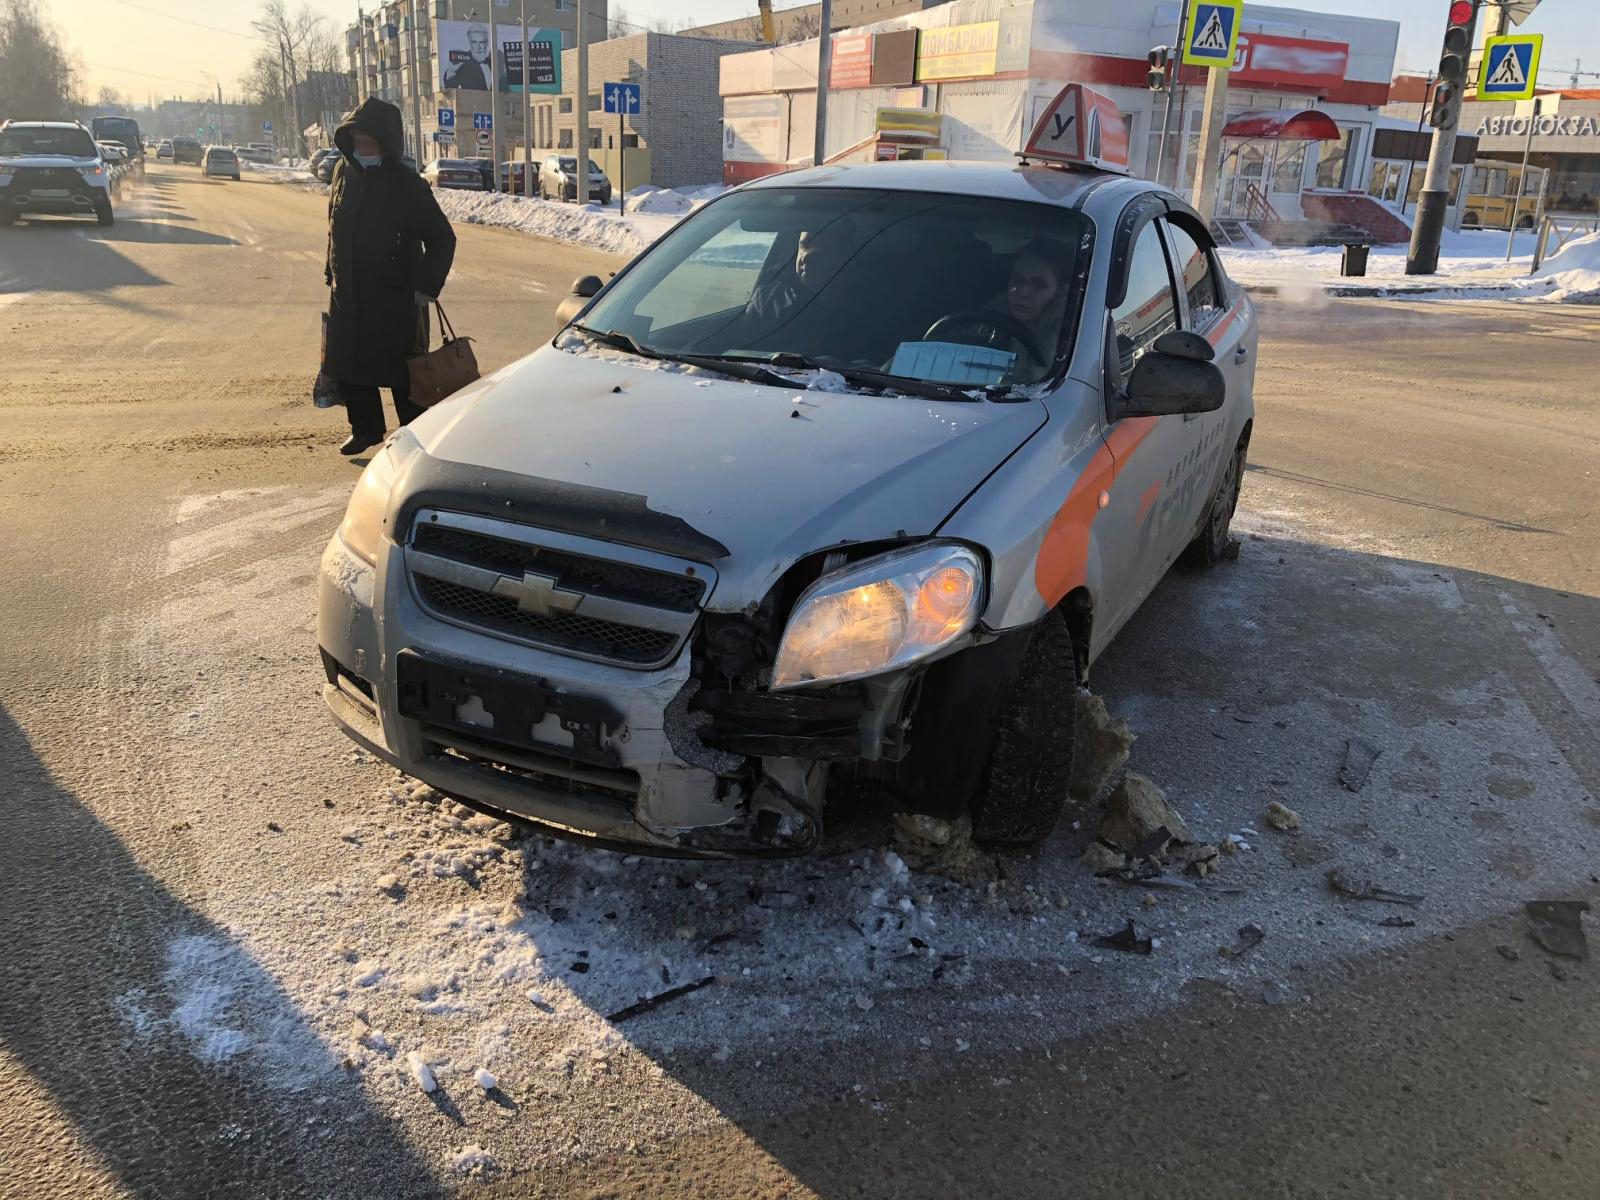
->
<box><xmin>437</xmin><ymin>20</ymin><xmax>494</xmax><ymax>91</ymax></box>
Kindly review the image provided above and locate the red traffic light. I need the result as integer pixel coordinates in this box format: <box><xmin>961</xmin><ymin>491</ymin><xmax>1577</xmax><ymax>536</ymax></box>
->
<box><xmin>1447</xmin><ymin>0</ymin><xmax>1472</xmax><ymax>24</ymax></box>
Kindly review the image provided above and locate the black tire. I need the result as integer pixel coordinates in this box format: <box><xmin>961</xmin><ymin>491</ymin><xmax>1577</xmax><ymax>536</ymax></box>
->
<box><xmin>95</xmin><ymin>200</ymin><xmax>114</xmax><ymax>227</ymax></box>
<box><xmin>969</xmin><ymin>611</ymin><xmax>1078</xmax><ymax>846</ymax></box>
<box><xmin>1180</xmin><ymin>438</ymin><xmax>1245</xmax><ymax>567</ymax></box>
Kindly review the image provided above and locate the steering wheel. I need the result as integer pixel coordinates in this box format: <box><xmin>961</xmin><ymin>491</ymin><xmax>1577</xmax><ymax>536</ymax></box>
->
<box><xmin>923</xmin><ymin>310</ymin><xmax>1047</xmax><ymax>368</ymax></box>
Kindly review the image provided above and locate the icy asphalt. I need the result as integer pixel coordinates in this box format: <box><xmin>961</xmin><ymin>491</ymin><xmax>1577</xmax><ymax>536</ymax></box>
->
<box><xmin>1</xmin><ymin>166</ymin><xmax>1599</xmax><ymax>1198</ymax></box>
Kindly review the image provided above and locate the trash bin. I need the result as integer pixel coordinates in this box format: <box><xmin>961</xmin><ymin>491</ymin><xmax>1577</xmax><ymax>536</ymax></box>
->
<box><xmin>1340</xmin><ymin>243</ymin><xmax>1370</xmax><ymax>277</ymax></box>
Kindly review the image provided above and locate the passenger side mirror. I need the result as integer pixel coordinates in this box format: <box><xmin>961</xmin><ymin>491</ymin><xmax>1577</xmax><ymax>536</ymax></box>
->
<box><xmin>555</xmin><ymin>275</ymin><xmax>604</xmax><ymax>327</ymax></box>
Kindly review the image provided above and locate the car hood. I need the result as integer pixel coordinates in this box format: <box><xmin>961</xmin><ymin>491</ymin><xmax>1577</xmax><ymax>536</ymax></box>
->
<box><xmin>405</xmin><ymin>345</ymin><xmax>1048</xmax><ymax>606</ymax></box>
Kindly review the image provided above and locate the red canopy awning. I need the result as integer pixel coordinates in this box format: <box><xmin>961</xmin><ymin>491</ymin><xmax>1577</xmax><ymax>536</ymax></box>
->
<box><xmin>1221</xmin><ymin>109</ymin><xmax>1342</xmax><ymax>141</ymax></box>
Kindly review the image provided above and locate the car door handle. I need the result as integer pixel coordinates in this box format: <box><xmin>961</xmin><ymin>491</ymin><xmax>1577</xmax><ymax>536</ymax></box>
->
<box><xmin>1233</xmin><ymin>346</ymin><xmax>1249</xmax><ymax>364</ymax></box>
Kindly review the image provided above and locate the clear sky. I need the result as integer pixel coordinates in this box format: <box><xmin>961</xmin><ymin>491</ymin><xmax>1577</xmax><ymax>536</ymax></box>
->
<box><xmin>62</xmin><ymin>0</ymin><xmax>1600</xmax><ymax>105</ymax></box>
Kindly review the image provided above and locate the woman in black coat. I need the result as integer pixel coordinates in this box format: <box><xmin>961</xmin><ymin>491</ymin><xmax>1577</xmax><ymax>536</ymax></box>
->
<box><xmin>324</xmin><ymin>97</ymin><xmax>456</xmax><ymax>455</ymax></box>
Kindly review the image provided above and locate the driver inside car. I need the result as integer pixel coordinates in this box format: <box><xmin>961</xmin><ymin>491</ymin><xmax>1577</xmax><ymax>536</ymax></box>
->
<box><xmin>984</xmin><ymin>238</ymin><xmax>1073</xmax><ymax>368</ymax></box>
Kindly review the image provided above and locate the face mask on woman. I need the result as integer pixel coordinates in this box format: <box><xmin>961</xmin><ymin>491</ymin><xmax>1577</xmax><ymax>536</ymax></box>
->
<box><xmin>354</xmin><ymin>153</ymin><xmax>382</xmax><ymax>168</ymax></box>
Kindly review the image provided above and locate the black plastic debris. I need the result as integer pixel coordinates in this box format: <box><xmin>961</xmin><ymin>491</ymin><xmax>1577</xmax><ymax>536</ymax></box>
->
<box><xmin>1496</xmin><ymin>943</ymin><xmax>1521</xmax><ymax>962</ymax></box>
<box><xmin>1339</xmin><ymin>738</ymin><xmax>1382</xmax><ymax>792</ymax></box>
<box><xmin>1218</xmin><ymin>923</ymin><xmax>1266</xmax><ymax>960</ymax></box>
<box><xmin>605</xmin><ymin>975</ymin><xmax>716</xmax><ymax>1024</ymax></box>
<box><xmin>1092</xmin><ymin>920</ymin><xmax>1153</xmax><ymax>955</ymax></box>
<box><xmin>1526</xmin><ymin>900</ymin><xmax>1590</xmax><ymax>960</ymax></box>
<box><xmin>1326</xmin><ymin>866</ymin><xmax>1424</xmax><ymax>906</ymax></box>
<box><xmin>1377</xmin><ymin>916</ymin><xmax>1417</xmax><ymax>928</ymax></box>
<box><xmin>569</xmin><ymin>961</ymin><xmax>590</xmax><ymax>974</ymax></box>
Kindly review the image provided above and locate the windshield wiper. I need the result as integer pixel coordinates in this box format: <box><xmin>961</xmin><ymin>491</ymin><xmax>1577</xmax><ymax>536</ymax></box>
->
<box><xmin>571</xmin><ymin>326</ymin><xmax>795</xmax><ymax>387</ymax></box>
<box><xmin>749</xmin><ymin>352</ymin><xmax>980</xmax><ymax>404</ymax></box>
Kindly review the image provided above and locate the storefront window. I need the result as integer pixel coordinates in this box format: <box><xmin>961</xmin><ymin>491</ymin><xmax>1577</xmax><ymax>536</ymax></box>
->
<box><xmin>1314</xmin><ymin>128</ymin><xmax>1354</xmax><ymax>189</ymax></box>
<box><xmin>1273</xmin><ymin>142</ymin><xmax>1307</xmax><ymax>193</ymax></box>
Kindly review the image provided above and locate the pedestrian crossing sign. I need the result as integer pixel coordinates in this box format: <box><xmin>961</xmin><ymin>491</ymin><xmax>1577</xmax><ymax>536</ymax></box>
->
<box><xmin>1478</xmin><ymin>34</ymin><xmax>1542</xmax><ymax>101</ymax></box>
<box><xmin>1181</xmin><ymin>0</ymin><xmax>1241</xmax><ymax>68</ymax></box>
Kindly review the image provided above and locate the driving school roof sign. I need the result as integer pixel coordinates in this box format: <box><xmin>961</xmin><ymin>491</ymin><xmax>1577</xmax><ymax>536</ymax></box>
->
<box><xmin>1478</xmin><ymin>34</ymin><xmax>1542</xmax><ymax>102</ymax></box>
<box><xmin>1182</xmin><ymin>0</ymin><xmax>1242</xmax><ymax>68</ymax></box>
<box><xmin>1021</xmin><ymin>84</ymin><xmax>1130</xmax><ymax>175</ymax></box>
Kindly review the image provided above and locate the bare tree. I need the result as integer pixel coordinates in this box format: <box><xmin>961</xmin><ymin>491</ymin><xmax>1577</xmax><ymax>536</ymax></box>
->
<box><xmin>781</xmin><ymin>10</ymin><xmax>821</xmax><ymax>42</ymax></box>
<box><xmin>250</xmin><ymin>1</ymin><xmax>325</xmax><ymax>156</ymax></box>
<box><xmin>96</xmin><ymin>85</ymin><xmax>125</xmax><ymax>110</ymax></box>
<box><xmin>0</xmin><ymin>0</ymin><xmax>82</xmax><ymax>120</ymax></box>
<box><xmin>607</xmin><ymin>5</ymin><xmax>633</xmax><ymax>40</ymax></box>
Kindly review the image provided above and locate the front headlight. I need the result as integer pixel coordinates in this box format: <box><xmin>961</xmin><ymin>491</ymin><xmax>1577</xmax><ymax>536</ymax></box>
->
<box><xmin>771</xmin><ymin>543</ymin><xmax>985</xmax><ymax>690</ymax></box>
<box><xmin>336</xmin><ymin>431</ymin><xmax>422</xmax><ymax>566</ymax></box>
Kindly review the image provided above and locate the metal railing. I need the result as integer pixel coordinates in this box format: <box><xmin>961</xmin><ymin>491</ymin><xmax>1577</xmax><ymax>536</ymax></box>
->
<box><xmin>1244</xmin><ymin>182</ymin><xmax>1280</xmax><ymax>225</ymax></box>
<box><xmin>1531</xmin><ymin>214</ymin><xmax>1600</xmax><ymax>272</ymax></box>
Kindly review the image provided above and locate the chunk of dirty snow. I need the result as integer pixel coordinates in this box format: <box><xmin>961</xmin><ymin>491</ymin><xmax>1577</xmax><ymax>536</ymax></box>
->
<box><xmin>1070</xmin><ymin>691</ymin><xmax>1135</xmax><ymax>802</ymax></box>
<box><xmin>525</xmin><ymin>989</ymin><xmax>545</xmax><ymax>1006</ymax></box>
<box><xmin>1081</xmin><ymin>841</ymin><xmax>1127</xmax><ymax>873</ymax></box>
<box><xmin>375</xmin><ymin>873</ymin><xmax>399</xmax><ymax>890</ymax></box>
<box><xmin>473</xmin><ymin>1067</ymin><xmax>497</xmax><ymax>1091</ymax></box>
<box><xmin>406</xmin><ymin>1051</ymin><xmax>437</xmax><ymax>1093</ymax></box>
<box><xmin>883</xmin><ymin>849</ymin><xmax>909</xmax><ymax>880</ymax></box>
<box><xmin>1099</xmin><ymin>772</ymin><xmax>1193</xmax><ymax>852</ymax></box>
<box><xmin>451</xmin><ymin>1145</ymin><xmax>494</xmax><ymax>1175</ymax></box>
<box><xmin>1265</xmin><ymin>801</ymin><xmax>1302</xmax><ymax>832</ymax></box>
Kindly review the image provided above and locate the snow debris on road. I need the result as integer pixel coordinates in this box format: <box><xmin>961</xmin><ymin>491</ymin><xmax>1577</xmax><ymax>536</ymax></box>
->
<box><xmin>449</xmin><ymin>1144</ymin><xmax>495</xmax><ymax>1175</ymax></box>
<box><xmin>1220</xmin><ymin>227</ymin><xmax>1600</xmax><ymax>305</ymax></box>
<box><xmin>1070</xmin><ymin>690</ymin><xmax>1135</xmax><ymax>802</ymax></box>
<box><xmin>473</xmin><ymin>1066</ymin><xmax>497</xmax><ymax>1091</ymax></box>
<box><xmin>405</xmin><ymin>1050</ymin><xmax>438</xmax><ymax>1093</ymax></box>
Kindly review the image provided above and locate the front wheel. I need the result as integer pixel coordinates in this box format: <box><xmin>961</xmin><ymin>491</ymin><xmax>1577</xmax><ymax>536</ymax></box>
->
<box><xmin>968</xmin><ymin>611</ymin><xmax>1078</xmax><ymax>846</ymax></box>
<box><xmin>1180</xmin><ymin>439</ymin><xmax>1245</xmax><ymax>567</ymax></box>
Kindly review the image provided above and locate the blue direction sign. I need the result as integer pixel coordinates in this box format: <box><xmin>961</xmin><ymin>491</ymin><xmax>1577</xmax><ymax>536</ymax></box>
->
<box><xmin>472</xmin><ymin>112</ymin><xmax>493</xmax><ymax>131</ymax></box>
<box><xmin>1181</xmin><ymin>0</ymin><xmax>1241</xmax><ymax>68</ymax></box>
<box><xmin>603</xmin><ymin>81</ymin><xmax>641</xmax><ymax>115</ymax></box>
<box><xmin>1479</xmin><ymin>34</ymin><xmax>1542</xmax><ymax>102</ymax></box>
<box><xmin>437</xmin><ymin>106</ymin><xmax>455</xmax><ymax>129</ymax></box>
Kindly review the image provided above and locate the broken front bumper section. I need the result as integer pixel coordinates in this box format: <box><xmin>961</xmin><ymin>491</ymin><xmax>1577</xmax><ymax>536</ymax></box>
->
<box><xmin>318</xmin><ymin>536</ymin><xmax>832</xmax><ymax>858</ymax></box>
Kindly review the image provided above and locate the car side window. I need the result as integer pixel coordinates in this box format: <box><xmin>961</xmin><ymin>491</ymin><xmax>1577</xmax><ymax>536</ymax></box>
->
<box><xmin>1164</xmin><ymin>220</ymin><xmax>1225</xmax><ymax>326</ymax></box>
<box><xmin>1109</xmin><ymin>221</ymin><xmax>1179</xmax><ymax>386</ymax></box>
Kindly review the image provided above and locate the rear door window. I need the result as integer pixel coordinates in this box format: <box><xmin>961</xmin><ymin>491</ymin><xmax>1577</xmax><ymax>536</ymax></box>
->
<box><xmin>1163</xmin><ymin>221</ymin><xmax>1225</xmax><ymax>327</ymax></box>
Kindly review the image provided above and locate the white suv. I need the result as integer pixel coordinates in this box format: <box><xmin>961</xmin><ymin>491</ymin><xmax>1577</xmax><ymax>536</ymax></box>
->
<box><xmin>0</xmin><ymin>120</ymin><xmax>114</xmax><ymax>226</ymax></box>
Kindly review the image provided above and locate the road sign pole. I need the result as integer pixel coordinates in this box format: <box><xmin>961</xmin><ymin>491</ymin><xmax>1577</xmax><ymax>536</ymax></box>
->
<box><xmin>1156</xmin><ymin>4</ymin><xmax>1189</xmax><ymax>186</ymax></box>
<box><xmin>814</xmin><ymin>0</ymin><xmax>833</xmax><ymax>166</ymax></box>
<box><xmin>618</xmin><ymin>108</ymin><xmax>625</xmax><ymax>214</ymax></box>
<box><xmin>1506</xmin><ymin>96</ymin><xmax>1540</xmax><ymax>260</ymax></box>
<box><xmin>1190</xmin><ymin>64</ymin><xmax>1230</xmax><ymax>223</ymax></box>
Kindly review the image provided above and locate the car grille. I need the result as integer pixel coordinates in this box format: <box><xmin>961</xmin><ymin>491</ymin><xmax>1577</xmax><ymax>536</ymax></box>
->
<box><xmin>406</xmin><ymin>511</ymin><xmax>711</xmax><ymax>669</ymax></box>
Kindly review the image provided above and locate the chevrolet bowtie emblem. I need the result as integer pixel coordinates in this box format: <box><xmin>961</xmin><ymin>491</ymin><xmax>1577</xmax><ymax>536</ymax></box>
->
<box><xmin>491</xmin><ymin>570</ymin><xmax>584</xmax><ymax>617</ymax></box>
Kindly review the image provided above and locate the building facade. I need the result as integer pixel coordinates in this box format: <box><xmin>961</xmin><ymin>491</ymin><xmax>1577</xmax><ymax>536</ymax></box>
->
<box><xmin>718</xmin><ymin>0</ymin><xmax>1404</xmax><ymax>231</ymax></box>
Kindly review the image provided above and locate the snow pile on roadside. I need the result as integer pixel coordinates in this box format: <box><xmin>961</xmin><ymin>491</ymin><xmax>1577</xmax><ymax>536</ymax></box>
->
<box><xmin>628</xmin><ymin>183</ymin><xmax>727</xmax><ymax>214</ymax></box>
<box><xmin>1532</xmin><ymin>230</ymin><xmax>1600</xmax><ymax>303</ymax></box>
<box><xmin>242</xmin><ymin>161</ymin><xmax>325</xmax><ymax>193</ymax></box>
<box><xmin>435</xmin><ymin>188</ymin><xmax>711</xmax><ymax>257</ymax></box>
<box><xmin>1220</xmin><ymin>226</ymin><xmax>1544</xmax><ymax>293</ymax></box>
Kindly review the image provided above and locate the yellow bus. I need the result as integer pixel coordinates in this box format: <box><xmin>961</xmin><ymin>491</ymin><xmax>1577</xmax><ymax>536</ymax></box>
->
<box><xmin>1462</xmin><ymin>158</ymin><xmax>1550</xmax><ymax>230</ymax></box>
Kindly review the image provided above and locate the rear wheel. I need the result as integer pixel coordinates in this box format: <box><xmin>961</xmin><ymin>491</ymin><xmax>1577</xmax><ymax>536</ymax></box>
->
<box><xmin>94</xmin><ymin>199</ymin><xmax>114</xmax><ymax>227</ymax></box>
<box><xmin>1180</xmin><ymin>439</ymin><xmax>1245</xmax><ymax>567</ymax></box>
<box><xmin>968</xmin><ymin>611</ymin><xmax>1078</xmax><ymax>846</ymax></box>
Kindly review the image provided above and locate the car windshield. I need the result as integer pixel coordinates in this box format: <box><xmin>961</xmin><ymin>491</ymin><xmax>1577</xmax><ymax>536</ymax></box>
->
<box><xmin>0</xmin><ymin>126</ymin><xmax>97</xmax><ymax>158</ymax></box>
<box><xmin>578</xmin><ymin>186</ymin><xmax>1090</xmax><ymax>389</ymax></box>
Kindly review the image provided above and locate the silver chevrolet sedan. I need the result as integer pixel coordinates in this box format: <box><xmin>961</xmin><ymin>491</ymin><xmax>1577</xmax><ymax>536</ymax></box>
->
<box><xmin>317</xmin><ymin>149</ymin><xmax>1256</xmax><ymax>858</ymax></box>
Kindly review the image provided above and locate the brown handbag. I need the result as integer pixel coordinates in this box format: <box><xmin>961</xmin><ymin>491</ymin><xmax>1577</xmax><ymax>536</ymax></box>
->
<box><xmin>407</xmin><ymin>301</ymin><xmax>479</xmax><ymax>408</ymax></box>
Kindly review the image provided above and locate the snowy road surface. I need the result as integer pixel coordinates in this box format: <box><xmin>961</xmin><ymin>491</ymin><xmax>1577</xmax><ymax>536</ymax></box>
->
<box><xmin>2</xmin><ymin>166</ymin><xmax>1600</xmax><ymax>1198</ymax></box>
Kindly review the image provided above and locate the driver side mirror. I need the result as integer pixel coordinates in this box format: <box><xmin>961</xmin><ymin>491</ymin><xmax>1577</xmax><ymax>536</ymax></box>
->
<box><xmin>555</xmin><ymin>275</ymin><xmax>604</xmax><ymax>327</ymax></box>
<box><xmin>1112</xmin><ymin>328</ymin><xmax>1225</xmax><ymax>419</ymax></box>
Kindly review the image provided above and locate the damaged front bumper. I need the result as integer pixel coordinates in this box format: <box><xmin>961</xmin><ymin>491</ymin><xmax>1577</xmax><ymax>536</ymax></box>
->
<box><xmin>317</xmin><ymin>533</ymin><xmax>835</xmax><ymax>858</ymax></box>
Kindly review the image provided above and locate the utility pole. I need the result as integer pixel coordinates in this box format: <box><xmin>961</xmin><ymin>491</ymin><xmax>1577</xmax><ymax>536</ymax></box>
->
<box><xmin>813</xmin><ymin>0</ymin><xmax>833</xmax><ymax>166</ymax></box>
<box><xmin>408</xmin><ymin>0</ymin><xmax>424</xmax><ymax>164</ymax></box>
<box><xmin>521</xmin><ymin>0</ymin><xmax>533</xmax><ymax>196</ymax></box>
<box><xmin>1189</xmin><ymin>63</ymin><xmax>1230</xmax><ymax>223</ymax></box>
<box><xmin>357</xmin><ymin>8</ymin><xmax>369</xmax><ymax>104</ymax></box>
<box><xmin>1406</xmin><ymin>1</ymin><xmax>1476</xmax><ymax>275</ymax></box>
<box><xmin>576</xmin><ymin>0</ymin><xmax>589</xmax><ymax>203</ymax></box>
<box><xmin>1152</xmin><ymin>2</ymin><xmax>1189</xmax><ymax>186</ymax></box>
<box><xmin>1401</xmin><ymin>71</ymin><xmax>1435</xmax><ymax>217</ymax></box>
<box><xmin>490</xmin><ymin>0</ymin><xmax>501</xmax><ymax>186</ymax></box>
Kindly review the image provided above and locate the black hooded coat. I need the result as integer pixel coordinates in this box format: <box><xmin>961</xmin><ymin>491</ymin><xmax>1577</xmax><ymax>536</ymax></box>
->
<box><xmin>324</xmin><ymin>98</ymin><xmax>456</xmax><ymax>389</ymax></box>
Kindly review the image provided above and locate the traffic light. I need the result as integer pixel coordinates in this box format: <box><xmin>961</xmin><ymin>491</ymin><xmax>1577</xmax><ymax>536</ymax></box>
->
<box><xmin>1429</xmin><ymin>0</ymin><xmax>1476</xmax><ymax>130</ymax></box>
<box><xmin>1147</xmin><ymin>45</ymin><xmax>1171</xmax><ymax>91</ymax></box>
